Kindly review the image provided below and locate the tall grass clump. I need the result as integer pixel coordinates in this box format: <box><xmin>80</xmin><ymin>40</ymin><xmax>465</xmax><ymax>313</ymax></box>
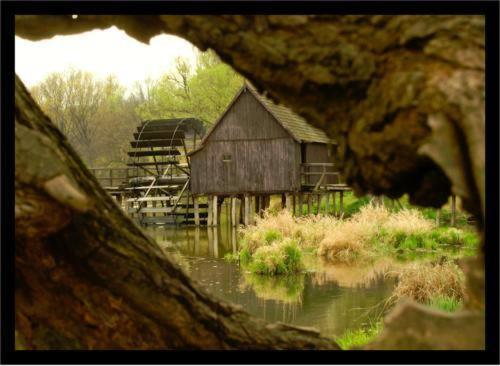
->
<box><xmin>336</xmin><ymin>321</ymin><xmax>383</xmax><ymax>350</ymax></box>
<box><xmin>390</xmin><ymin>261</ymin><xmax>466</xmax><ymax>304</ymax></box>
<box><xmin>238</xmin><ymin>205</ymin><xmax>479</xmax><ymax>270</ymax></box>
<box><xmin>428</xmin><ymin>296</ymin><xmax>462</xmax><ymax>312</ymax></box>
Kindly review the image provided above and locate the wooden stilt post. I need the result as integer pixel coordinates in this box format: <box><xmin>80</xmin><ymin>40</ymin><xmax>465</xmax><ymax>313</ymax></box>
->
<box><xmin>255</xmin><ymin>195</ymin><xmax>260</xmax><ymax>216</ymax></box>
<box><xmin>292</xmin><ymin>193</ymin><xmax>296</xmax><ymax>216</ymax></box>
<box><xmin>326</xmin><ymin>193</ymin><xmax>330</xmax><ymax>215</ymax></box>
<box><xmin>339</xmin><ymin>191</ymin><xmax>344</xmax><ymax>217</ymax></box>
<box><xmin>317</xmin><ymin>194</ymin><xmax>322</xmax><ymax>215</ymax></box>
<box><xmin>207</xmin><ymin>195</ymin><xmax>213</xmax><ymax>227</ymax></box>
<box><xmin>239</xmin><ymin>197</ymin><xmax>244</xmax><ymax>224</ymax></box>
<box><xmin>307</xmin><ymin>194</ymin><xmax>312</xmax><ymax>215</ymax></box>
<box><xmin>285</xmin><ymin>194</ymin><xmax>291</xmax><ymax>211</ymax></box>
<box><xmin>244</xmin><ymin>195</ymin><xmax>250</xmax><ymax>226</ymax></box>
<box><xmin>213</xmin><ymin>195</ymin><xmax>218</xmax><ymax>226</ymax></box>
<box><xmin>194</xmin><ymin>196</ymin><xmax>200</xmax><ymax>226</ymax></box>
<box><xmin>332</xmin><ymin>192</ymin><xmax>337</xmax><ymax>217</ymax></box>
<box><xmin>298</xmin><ymin>193</ymin><xmax>303</xmax><ymax>217</ymax></box>
<box><xmin>451</xmin><ymin>195</ymin><xmax>456</xmax><ymax>227</ymax></box>
<box><xmin>281</xmin><ymin>193</ymin><xmax>287</xmax><ymax>209</ymax></box>
<box><xmin>231</xmin><ymin>227</ymin><xmax>237</xmax><ymax>254</ymax></box>
<box><xmin>231</xmin><ymin>196</ymin><xmax>237</xmax><ymax>227</ymax></box>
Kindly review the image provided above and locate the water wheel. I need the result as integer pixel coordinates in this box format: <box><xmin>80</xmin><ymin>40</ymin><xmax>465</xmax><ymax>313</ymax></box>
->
<box><xmin>124</xmin><ymin>118</ymin><xmax>208</xmax><ymax>225</ymax></box>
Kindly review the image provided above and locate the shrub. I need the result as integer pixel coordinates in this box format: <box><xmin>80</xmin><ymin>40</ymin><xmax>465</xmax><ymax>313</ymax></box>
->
<box><xmin>246</xmin><ymin>238</ymin><xmax>304</xmax><ymax>275</ymax></box>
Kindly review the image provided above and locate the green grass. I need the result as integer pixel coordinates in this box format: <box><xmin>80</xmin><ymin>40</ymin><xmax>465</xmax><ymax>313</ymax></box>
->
<box><xmin>238</xmin><ymin>237</ymin><xmax>304</xmax><ymax>275</ymax></box>
<box><xmin>264</xmin><ymin>229</ymin><xmax>283</xmax><ymax>244</ymax></box>
<box><xmin>336</xmin><ymin>321</ymin><xmax>383</xmax><ymax>350</ymax></box>
<box><xmin>375</xmin><ymin>227</ymin><xmax>479</xmax><ymax>253</ymax></box>
<box><xmin>428</xmin><ymin>296</ymin><xmax>462</xmax><ymax>312</ymax></box>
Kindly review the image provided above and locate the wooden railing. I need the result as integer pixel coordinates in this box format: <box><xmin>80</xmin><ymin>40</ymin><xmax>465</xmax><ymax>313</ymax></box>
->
<box><xmin>89</xmin><ymin>168</ymin><xmax>130</xmax><ymax>189</ymax></box>
<box><xmin>89</xmin><ymin>164</ymin><xmax>188</xmax><ymax>190</ymax></box>
<box><xmin>300</xmin><ymin>163</ymin><xmax>343</xmax><ymax>190</ymax></box>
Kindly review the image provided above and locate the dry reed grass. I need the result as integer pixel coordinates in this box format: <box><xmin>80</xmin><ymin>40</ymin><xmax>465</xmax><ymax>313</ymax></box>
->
<box><xmin>390</xmin><ymin>261</ymin><xmax>466</xmax><ymax>303</ymax></box>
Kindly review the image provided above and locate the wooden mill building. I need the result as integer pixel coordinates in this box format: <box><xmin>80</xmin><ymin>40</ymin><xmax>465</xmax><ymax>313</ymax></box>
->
<box><xmin>189</xmin><ymin>83</ymin><xmax>349</xmax><ymax>225</ymax></box>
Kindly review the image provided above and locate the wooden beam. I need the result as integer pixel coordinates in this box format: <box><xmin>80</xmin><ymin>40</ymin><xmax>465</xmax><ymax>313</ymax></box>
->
<box><xmin>285</xmin><ymin>194</ymin><xmax>291</xmax><ymax>211</ymax></box>
<box><xmin>244</xmin><ymin>195</ymin><xmax>250</xmax><ymax>226</ymax></box>
<box><xmin>207</xmin><ymin>195</ymin><xmax>213</xmax><ymax>226</ymax></box>
<box><xmin>231</xmin><ymin>197</ymin><xmax>237</xmax><ymax>227</ymax></box>
<box><xmin>213</xmin><ymin>195</ymin><xmax>218</xmax><ymax>226</ymax></box>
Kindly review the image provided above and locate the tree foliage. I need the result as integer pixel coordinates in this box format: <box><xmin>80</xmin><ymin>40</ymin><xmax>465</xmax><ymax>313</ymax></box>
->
<box><xmin>30</xmin><ymin>50</ymin><xmax>243</xmax><ymax>167</ymax></box>
<box><xmin>134</xmin><ymin>49</ymin><xmax>243</xmax><ymax>125</ymax></box>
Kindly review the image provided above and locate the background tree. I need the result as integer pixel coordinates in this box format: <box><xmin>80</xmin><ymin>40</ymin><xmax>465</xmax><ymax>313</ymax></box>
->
<box><xmin>31</xmin><ymin>68</ymin><xmax>104</xmax><ymax>165</ymax></box>
<box><xmin>135</xmin><ymin>49</ymin><xmax>243</xmax><ymax>125</ymax></box>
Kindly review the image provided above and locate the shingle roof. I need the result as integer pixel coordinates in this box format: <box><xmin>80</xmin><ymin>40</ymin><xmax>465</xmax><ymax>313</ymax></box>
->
<box><xmin>188</xmin><ymin>83</ymin><xmax>335</xmax><ymax>156</ymax></box>
<box><xmin>246</xmin><ymin>84</ymin><xmax>333</xmax><ymax>144</ymax></box>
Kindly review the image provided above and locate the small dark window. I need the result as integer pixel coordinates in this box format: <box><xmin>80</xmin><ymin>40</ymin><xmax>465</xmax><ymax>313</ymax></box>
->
<box><xmin>222</xmin><ymin>154</ymin><xmax>232</xmax><ymax>162</ymax></box>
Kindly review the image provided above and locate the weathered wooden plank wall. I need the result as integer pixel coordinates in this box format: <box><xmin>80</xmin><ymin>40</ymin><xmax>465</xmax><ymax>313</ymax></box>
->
<box><xmin>191</xmin><ymin>90</ymin><xmax>301</xmax><ymax>194</ymax></box>
<box><xmin>303</xmin><ymin>142</ymin><xmax>338</xmax><ymax>185</ymax></box>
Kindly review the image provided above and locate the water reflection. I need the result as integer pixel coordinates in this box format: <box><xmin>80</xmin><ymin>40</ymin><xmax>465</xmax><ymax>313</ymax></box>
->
<box><xmin>145</xmin><ymin>225</ymin><xmax>396</xmax><ymax>339</ymax></box>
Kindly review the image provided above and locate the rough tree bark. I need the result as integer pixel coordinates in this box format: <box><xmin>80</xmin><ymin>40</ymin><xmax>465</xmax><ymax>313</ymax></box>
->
<box><xmin>15</xmin><ymin>15</ymin><xmax>485</xmax><ymax>350</ymax></box>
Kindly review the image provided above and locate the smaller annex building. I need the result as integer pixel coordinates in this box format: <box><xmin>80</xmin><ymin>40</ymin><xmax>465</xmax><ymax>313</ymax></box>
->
<box><xmin>189</xmin><ymin>83</ymin><xmax>340</xmax><ymax>197</ymax></box>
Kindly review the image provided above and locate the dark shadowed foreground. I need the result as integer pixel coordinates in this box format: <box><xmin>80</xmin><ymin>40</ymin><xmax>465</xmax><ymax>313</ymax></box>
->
<box><xmin>15</xmin><ymin>15</ymin><xmax>485</xmax><ymax>349</ymax></box>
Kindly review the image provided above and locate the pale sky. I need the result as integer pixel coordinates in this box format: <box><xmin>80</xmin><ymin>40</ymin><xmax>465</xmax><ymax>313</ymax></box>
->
<box><xmin>15</xmin><ymin>26</ymin><xmax>198</xmax><ymax>90</ymax></box>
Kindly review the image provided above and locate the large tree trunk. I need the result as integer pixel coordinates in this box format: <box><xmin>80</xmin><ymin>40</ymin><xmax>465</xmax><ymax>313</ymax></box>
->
<box><xmin>15</xmin><ymin>15</ymin><xmax>485</xmax><ymax>350</ymax></box>
<box><xmin>15</xmin><ymin>76</ymin><xmax>339</xmax><ymax>349</ymax></box>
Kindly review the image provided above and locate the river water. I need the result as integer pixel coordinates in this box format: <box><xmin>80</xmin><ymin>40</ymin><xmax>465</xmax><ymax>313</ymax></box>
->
<box><xmin>145</xmin><ymin>225</ymin><xmax>396</xmax><ymax>340</ymax></box>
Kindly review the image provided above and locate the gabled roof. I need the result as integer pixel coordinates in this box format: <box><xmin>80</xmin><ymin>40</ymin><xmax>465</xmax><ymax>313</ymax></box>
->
<box><xmin>244</xmin><ymin>84</ymin><xmax>333</xmax><ymax>144</ymax></box>
<box><xmin>189</xmin><ymin>83</ymin><xmax>334</xmax><ymax>156</ymax></box>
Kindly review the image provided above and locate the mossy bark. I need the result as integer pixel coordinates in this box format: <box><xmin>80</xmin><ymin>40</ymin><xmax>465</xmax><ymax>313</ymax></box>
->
<box><xmin>15</xmin><ymin>76</ymin><xmax>338</xmax><ymax>349</ymax></box>
<box><xmin>15</xmin><ymin>15</ymin><xmax>485</xmax><ymax>350</ymax></box>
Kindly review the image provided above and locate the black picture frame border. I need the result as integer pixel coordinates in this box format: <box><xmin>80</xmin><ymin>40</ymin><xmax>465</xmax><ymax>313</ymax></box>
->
<box><xmin>1</xmin><ymin>1</ymin><xmax>498</xmax><ymax>364</ymax></box>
